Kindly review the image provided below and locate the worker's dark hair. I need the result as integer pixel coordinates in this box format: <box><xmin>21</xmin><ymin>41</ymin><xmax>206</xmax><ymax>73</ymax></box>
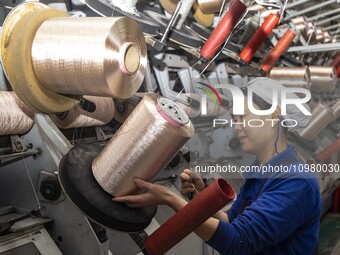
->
<box><xmin>241</xmin><ymin>87</ymin><xmax>288</xmax><ymax>136</ymax></box>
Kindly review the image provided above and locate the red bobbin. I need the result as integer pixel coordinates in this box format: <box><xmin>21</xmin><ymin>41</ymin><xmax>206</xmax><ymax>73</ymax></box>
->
<box><xmin>260</xmin><ymin>29</ymin><xmax>296</xmax><ymax>73</ymax></box>
<box><xmin>240</xmin><ymin>13</ymin><xmax>280</xmax><ymax>63</ymax></box>
<box><xmin>200</xmin><ymin>0</ymin><xmax>247</xmax><ymax>61</ymax></box>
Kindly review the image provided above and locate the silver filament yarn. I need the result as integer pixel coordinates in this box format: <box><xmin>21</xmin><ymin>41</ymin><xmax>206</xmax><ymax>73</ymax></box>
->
<box><xmin>308</xmin><ymin>66</ymin><xmax>337</xmax><ymax>93</ymax></box>
<box><xmin>92</xmin><ymin>93</ymin><xmax>194</xmax><ymax>196</ymax></box>
<box><xmin>0</xmin><ymin>91</ymin><xmax>34</xmax><ymax>135</ymax></box>
<box><xmin>31</xmin><ymin>17</ymin><xmax>147</xmax><ymax>99</ymax></box>
<box><xmin>298</xmin><ymin>102</ymin><xmax>336</xmax><ymax>141</ymax></box>
<box><xmin>50</xmin><ymin>96</ymin><xmax>115</xmax><ymax>129</ymax></box>
<box><xmin>268</xmin><ymin>67</ymin><xmax>311</xmax><ymax>90</ymax></box>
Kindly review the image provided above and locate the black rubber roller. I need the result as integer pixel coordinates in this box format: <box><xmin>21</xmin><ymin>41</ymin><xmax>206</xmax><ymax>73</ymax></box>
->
<box><xmin>58</xmin><ymin>143</ymin><xmax>157</xmax><ymax>232</ymax></box>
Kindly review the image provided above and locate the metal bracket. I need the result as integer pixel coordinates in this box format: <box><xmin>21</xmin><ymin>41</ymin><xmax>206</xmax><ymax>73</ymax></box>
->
<box><xmin>10</xmin><ymin>135</ymin><xmax>27</xmax><ymax>153</ymax></box>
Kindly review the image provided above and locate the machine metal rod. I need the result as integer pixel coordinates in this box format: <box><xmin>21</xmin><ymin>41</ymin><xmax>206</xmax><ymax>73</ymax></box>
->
<box><xmin>285</xmin><ymin>0</ymin><xmax>337</xmax><ymax>20</ymax></box>
<box><xmin>287</xmin><ymin>42</ymin><xmax>340</xmax><ymax>53</ymax></box>
<box><xmin>160</xmin><ymin>1</ymin><xmax>182</xmax><ymax>43</ymax></box>
<box><xmin>317</xmin><ymin>13</ymin><xmax>340</xmax><ymax>26</ymax></box>
<box><xmin>307</xmin><ymin>8</ymin><xmax>340</xmax><ymax>21</ymax></box>
<box><xmin>286</xmin><ymin>0</ymin><xmax>311</xmax><ymax>9</ymax></box>
<box><xmin>323</xmin><ymin>23</ymin><xmax>340</xmax><ymax>32</ymax></box>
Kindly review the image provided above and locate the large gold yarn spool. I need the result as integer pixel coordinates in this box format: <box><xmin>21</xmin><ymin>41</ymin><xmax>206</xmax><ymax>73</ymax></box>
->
<box><xmin>31</xmin><ymin>16</ymin><xmax>147</xmax><ymax>99</ymax></box>
<box><xmin>0</xmin><ymin>2</ymin><xmax>79</xmax><ymax>113</ymax></box>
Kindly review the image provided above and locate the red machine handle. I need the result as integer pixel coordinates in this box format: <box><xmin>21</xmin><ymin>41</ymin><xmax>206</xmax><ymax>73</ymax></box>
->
<box><xmin>260</xmin><ymin>29</ymin><xmax>296</xmax><ymax>73</ymax></box>
<box><xmin>240</xmin><ymin>13</ymin><xmax>280</xmax><ymax>63</ymax></box>
<box><xmin>144</xmin><ymin>179</ymin><xmax>235</xmax><ymax>255</ymax></box>
<box><xmin>200</xmin><ymin>0</ymin><xmax>247</xmax><ymax>61</ymax></box>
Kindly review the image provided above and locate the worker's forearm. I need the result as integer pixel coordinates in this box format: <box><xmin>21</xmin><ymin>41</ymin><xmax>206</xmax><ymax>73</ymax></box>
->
<box><xmin>166</xmin><ymin>192</ymin><xmax>219</xmax><ymax>241</ymax></box>
<box><xmin>213</xmin><ymin>210</ymin><xmax>229</xmax><ymax>222</ymax></box>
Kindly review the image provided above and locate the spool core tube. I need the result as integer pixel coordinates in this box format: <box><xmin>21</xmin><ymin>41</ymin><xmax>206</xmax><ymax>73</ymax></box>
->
<box><xmin>144</xmin><ymin>179</ymin><xmax>235</xmax><ymax>255</ymax></box>
<box><xmin>120</xmin><ymin>42</ymin><xmax>140</xmax><ymax>75</ymax></box>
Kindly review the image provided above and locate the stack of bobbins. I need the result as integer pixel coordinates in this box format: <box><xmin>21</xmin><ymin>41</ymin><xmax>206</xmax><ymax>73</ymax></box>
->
<box><xmin>291</xmin><ymin>16</ymin><xmax>306</xmax><ymax>40</ymax></box>
<box><xmin>1</xmin><ymin>2</ymin><xmax>147</xmax><ymax>114</ymax></box>
<box><xmin>305</xmin><ymin>22</ymin><xmax>316</xmax><ymax>42</ymax></box>
<box><xmin>315</xmin><ymin>29</ymin><xmax>324</xmax><ymax>44</ymax></box>
<box><xmin>0</xmin><ymin>91</ymin><xmax>35</xmax><ymax>136</ymax></box>
<box><xmin>297</xmin><ymin>102</ymin><xmax>336</xmax><ymax>142</ymax></box>
<box><xmin>323</xmin><ymin>32</ymin><xmax>331</xmax><ymax>43</ymax></box>
<box><xmin>50</xmin><ymin>96</ymin><xmax>115</xmax><ymax>129</ymax></box>
<box><xmin>92</xmin><ymin>93</ymin><xmax>194</xmax><ymax>197</ymax></box>
<box><xmin>308</xmin><ymin>66</ymin><xmax>337</xmax><ymax>93</ymax></box>
<box><xmin>268</xmin><ymin>67</ymin><xmax>311</xmax><ymax>90</ymax></box>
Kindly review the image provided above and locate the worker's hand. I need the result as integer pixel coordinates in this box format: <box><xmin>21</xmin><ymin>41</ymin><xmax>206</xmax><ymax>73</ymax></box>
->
<box><xmin>180</xmin><ymin>169</ymin><xmax>205</xmax><ymax>199</ymax></box>
<box><xmin>112</xmin><ymin>178</ymin><xmax>175</xmax><ymax>208</ymax></box>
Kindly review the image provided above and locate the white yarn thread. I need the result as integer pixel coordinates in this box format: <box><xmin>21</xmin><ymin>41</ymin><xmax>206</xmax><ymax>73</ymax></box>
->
<box><xmin>107</xmin><ymin>0</ymin><xmax>139</xmax><ymax>16</ymax></box>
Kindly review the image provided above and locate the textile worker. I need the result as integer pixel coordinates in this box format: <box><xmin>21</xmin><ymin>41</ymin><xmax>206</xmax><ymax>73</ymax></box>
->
<box><xmin>113</xmin><ymin>78</ymin><xmax>321</xmax><ymax>255</ymax></box>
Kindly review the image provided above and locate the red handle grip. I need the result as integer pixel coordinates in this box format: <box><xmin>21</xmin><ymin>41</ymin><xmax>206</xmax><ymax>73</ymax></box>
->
<box><xmin>200</xmin><ymin>0</ymin><xmax>247</xmax><ymax>61</ymax></box>
<box><xmin>240</xmin><ymin>13</ymin><xmax>280</xmax><ymax>63</ymax></box>
<box><xmin>144</xmin><ymin>179</ymin><xmax>235</xmax><ymax>255</ymax></box>
<box><xmin>260</xmin><ymin>29</ymin><xmax>296</xmax><ymax>73</ymax></box>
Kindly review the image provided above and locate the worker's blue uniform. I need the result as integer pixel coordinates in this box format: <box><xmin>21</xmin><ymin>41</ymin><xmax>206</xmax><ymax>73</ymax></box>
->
<box><xmin>206</xmin><ymin>146</ymin><xmax>321</xmax><ymax>255</ymax></box>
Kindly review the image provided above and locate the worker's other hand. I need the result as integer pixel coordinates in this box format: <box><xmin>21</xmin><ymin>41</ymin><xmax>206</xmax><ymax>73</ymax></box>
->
<box><xmin>112</xmin><ymin>178</ymin><xmax>175</xmax><ymax>208</ymax></box>
<box><xmin>180</xmin><ymin>169</ymin><xmax>205</xmax><ymax>199</ymax></box>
